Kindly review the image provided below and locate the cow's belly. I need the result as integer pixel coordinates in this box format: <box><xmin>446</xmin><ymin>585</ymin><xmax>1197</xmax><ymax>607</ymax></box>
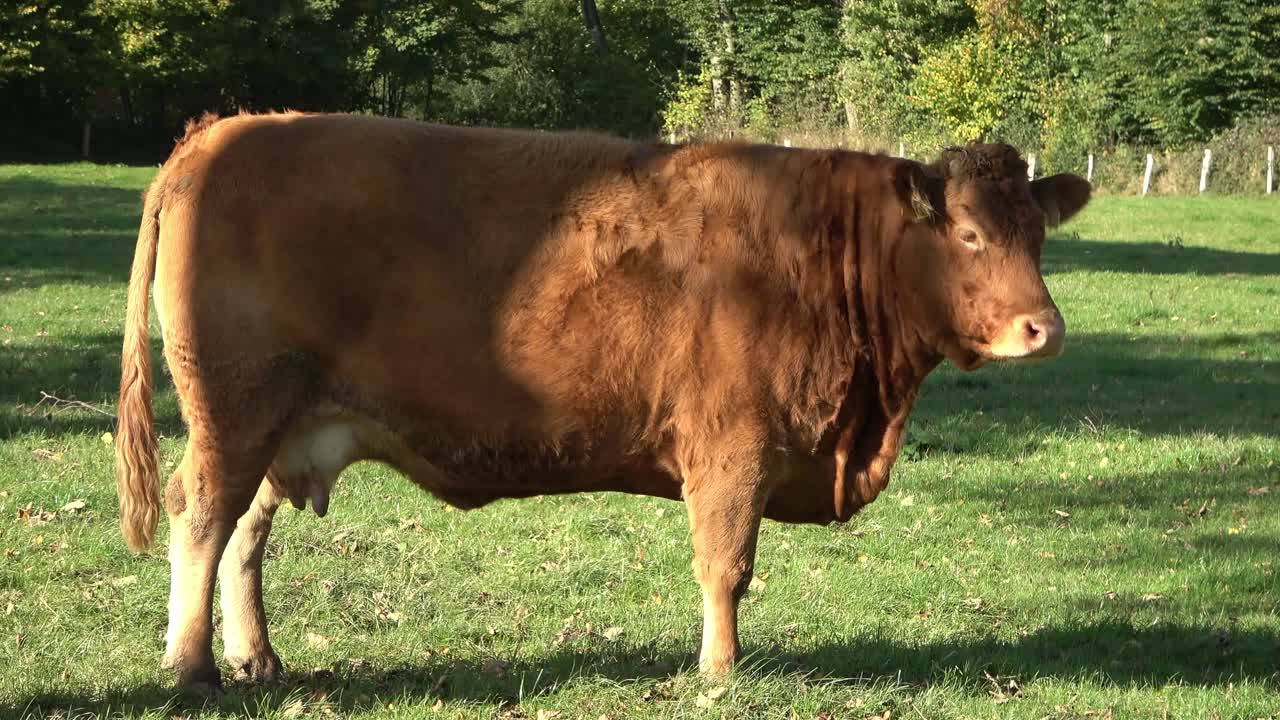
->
<box><xmin>268</xmin><ymin>408</ymin><xmax>683</xmax><ymax>517</ymax></box>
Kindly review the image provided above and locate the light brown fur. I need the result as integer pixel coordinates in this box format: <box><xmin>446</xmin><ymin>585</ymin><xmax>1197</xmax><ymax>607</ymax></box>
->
<box><xmin>116</xmin><ymin>112</ymin><xmax>1090</xmax><ymax>687</ymax></box>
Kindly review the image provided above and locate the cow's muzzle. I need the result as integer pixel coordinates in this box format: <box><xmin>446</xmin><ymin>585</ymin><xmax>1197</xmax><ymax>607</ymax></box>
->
<box><xmin>988</xmin><ymin>310</ymin><xmax>1065</xmax><ymax>360</ymax></box>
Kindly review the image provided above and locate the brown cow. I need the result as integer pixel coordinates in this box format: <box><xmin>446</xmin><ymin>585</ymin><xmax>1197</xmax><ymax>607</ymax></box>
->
<box><xmin>116</xmin><ymin>112</ymin><xmax>1090</xmax><ymax>689</ymax></box>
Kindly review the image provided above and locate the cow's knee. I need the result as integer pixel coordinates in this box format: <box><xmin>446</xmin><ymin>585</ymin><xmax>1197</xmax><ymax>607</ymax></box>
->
<box><xmin>692</xmin><ymin>556</ymin><xmax>753</xmax><ymax>602</ymax></box>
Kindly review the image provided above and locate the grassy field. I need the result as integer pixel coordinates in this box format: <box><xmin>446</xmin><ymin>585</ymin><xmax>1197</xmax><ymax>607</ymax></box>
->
<box><xmin>1</xmin><ymin>162</ymin><xmax>1277</xmax><ymax>719</ymax></box>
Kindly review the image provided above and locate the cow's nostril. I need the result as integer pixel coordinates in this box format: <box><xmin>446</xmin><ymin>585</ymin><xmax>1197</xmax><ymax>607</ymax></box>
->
<box><xmin>1023</xmin><ymin>318</ymin><xmax>1045</xmax><ymax>347</ymax></box>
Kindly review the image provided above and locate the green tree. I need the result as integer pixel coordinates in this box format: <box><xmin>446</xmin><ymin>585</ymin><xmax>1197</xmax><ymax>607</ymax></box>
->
<box><xmin>838</xmin><ymin>0</ymin><xmax>972</xmax><ymax>142</ymax></box>
<box><xmin>734</xmin><ymin>0</ymin><xmax>841</xmax><ymax>132</ymax></box>
<box><xmin>449</xmin><ymin>0</ymin><xmax>682</xmax><ymax>134</ymax></box>
<box><xmin>352</xmin><ymin>0</ymin><xmax>516</xmax><ymax>118</ymax></box>
<box><xmin>1105</xmin><ymin>0</ymin><xmax>1280</xmax><ymax>146</ymax></box>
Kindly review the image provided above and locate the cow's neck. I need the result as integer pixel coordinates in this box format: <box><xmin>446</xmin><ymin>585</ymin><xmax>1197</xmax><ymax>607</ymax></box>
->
<box><xmin>813</xmin><ymin>156</ymin><xmax>942</xmax><ymax>521</ymax></box>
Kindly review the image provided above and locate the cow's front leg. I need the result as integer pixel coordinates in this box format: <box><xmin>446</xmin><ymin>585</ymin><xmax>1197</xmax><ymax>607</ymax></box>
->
<box><xmin>682</xmin><ymin>440</ymin><xmax>769</xmax><ymax>675</ymax></box>
<box><xmin>218</xmin><ymin>477</ymin><xmax>285</xmax><ymax>682</ymax></box>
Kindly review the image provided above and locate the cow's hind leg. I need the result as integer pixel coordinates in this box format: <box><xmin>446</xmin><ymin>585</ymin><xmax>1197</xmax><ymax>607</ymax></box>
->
<box><xmin>218</xmin><ymin>477</ymin><xmax>285</xmax><ymax>682</ymax></box>
<box><xmin>162</xmin><ymin>431</ymin><xmax>277</xmax><ymax>691</ymax></box>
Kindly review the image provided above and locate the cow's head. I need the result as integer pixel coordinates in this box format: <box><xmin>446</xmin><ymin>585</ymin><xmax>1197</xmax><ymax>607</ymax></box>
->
<box><xmin>891</xmin><ymin>143</ymin><xmax>1091</xmax><ymax>370</ymax></box>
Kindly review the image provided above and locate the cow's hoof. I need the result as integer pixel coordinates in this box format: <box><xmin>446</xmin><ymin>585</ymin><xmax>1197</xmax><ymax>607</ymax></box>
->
<box><xmin>173</xmin><ymin>661</ymin><xmax>224</xmax><ymax>695</ymax></box>
<box><xmin>226</xmin><ymin>650</ymin><xmax>284</xmax><ymax>684</ymax></box>
<box><xmin>697</xmin><ymin>657</ymin><xmax>736</xmax><ymax>677</ymax></box>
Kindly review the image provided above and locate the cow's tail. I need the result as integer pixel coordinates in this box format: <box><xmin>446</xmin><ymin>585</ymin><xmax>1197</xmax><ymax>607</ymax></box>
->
<box><xmin>117</xmin><ymin>183</ymin><xmax>163</xmax><ymax>552</ymax></box>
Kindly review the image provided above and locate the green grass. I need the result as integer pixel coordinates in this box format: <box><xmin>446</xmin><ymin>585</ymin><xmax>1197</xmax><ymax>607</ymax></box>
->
<box><xmin>1</xmin><ymin>162</ymin><xmax>1278</xmax><ymax>719</ymax></box>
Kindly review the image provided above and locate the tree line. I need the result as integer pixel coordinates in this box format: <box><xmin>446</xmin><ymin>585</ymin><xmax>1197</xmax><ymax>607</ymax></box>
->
<box><xmin>3</xmin><ymin>0</ymin><xmax>1278</xmax><ymax>172</ymax></box>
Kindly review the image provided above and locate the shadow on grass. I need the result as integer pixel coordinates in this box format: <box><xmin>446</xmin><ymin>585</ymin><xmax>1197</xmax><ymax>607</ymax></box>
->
<box><xmin>1043</xmin><ymin>231</ymin><xmax>1280</xmax><ymax>276</ymax></box>
<box><xmin>6</xmin><ymin>620</ymin><xmax>1277</xmax><ymax>716</ymax></box>
<box><xmin>1</xmin><ymin>328</ymin><xmax>1275</xmax><ymax>442</ymax></box>
<box><xmin>0</xmin><ymin>178</ymin><xmax>141</xmax><ymax>296</ymax></box>
<box><xmin>0</xmin><ymin>331</ymin><xmax>179</xmax><ymax>440</ymax></box>
<box><xmin>911</xmin><ymin>329</ymin><xmax>1280</xmax><ymax>449</ymax></box>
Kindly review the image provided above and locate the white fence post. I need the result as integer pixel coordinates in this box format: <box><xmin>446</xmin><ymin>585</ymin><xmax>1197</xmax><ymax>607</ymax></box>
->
<box><xmin>1199</xmin><ymin>148</ymin><xmax>1211</xmax><ymax>194</ymax></box>
<box><xmin>782</xmin><ymin>138</ymin><xmax>791</xmax><ymax>147</ymax></box>
<box><xmin>897</xmin><ymin>141</ymin><xmax>905</xmax><ymax>158</ymax></box>
<box><xmin>1142</xmin><ymin>154</ymin><xmax>1154</xmax><ymax>196</ymax></box>
<box><xmin>1268</xmin><ymin>146</ymin><xmax>1275</xmax><ymax>195</ymax></box>
<box><xmin>1087</xmin><ymin>153</ymin><xmax>1094</xmax><ymax>183</ymax></box>
<box><xmin>1027</xmin><ymin>154</ymin><xmax>1036</xmax><ymax>180</ymax></box>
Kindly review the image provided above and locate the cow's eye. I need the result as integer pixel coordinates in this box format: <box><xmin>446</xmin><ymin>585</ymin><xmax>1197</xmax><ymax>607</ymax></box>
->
<box><xmin>957</xmin><ymin>228</ymin><xmax>982</xmax><ymax>249</ymax></box>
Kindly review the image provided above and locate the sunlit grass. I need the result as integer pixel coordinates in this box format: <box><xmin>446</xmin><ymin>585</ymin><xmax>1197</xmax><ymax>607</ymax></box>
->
<box><xmin>1</xmin><ymin>163</ymin><xmax>1277</xmax><ymax>718</ymax></box>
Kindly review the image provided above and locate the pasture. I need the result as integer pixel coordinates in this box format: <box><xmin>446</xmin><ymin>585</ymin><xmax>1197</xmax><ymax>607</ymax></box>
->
<box><xmin>1</xmin><ymin>162</ymin><xmax>1277</xmax><ymax>718</ymax></box>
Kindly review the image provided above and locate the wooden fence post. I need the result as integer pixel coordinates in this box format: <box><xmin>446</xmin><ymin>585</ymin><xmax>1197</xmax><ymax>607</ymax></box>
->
<box><xmin>1199</xmin><ymin>148</ymin><xmax>1211</xmax><ymax>194</ymax></box>
<box><xmin>1087</xmin><ymin>153</ymin><xmax>1094</xmax><ymax>183</ymax></box>
<box><xmin>1027</xmin><ymin>154</ymin><xmax>1036</xmax><ymax>180</ymax></box>
<box><xmin>1142</xmin><ymin>154</ymin><xmax>1154</xmax><ymax>196</ymax></box>
<box><xmin>1268</xmin><ymin>146</ymin><xmax>1275</xmax><ymax>195</ymax></box>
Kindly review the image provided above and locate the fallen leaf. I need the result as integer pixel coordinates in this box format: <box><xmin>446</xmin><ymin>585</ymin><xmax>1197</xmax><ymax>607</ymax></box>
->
<box><xmin>61</xmin><ymin>500</ymin><xmax>87</xmax><ymax>513</ymax></box>
<box><xmin>536</xmin><ymin>710</ymin><xmax>561</xmax><ymax>720</ymax></box>
<box><xmin>602</xmin><ymin>626</ymin><xmax>624</xmax><ymax>641</ymax></box>
<box><xmin>1103</xmin><ymin>590</ymin><xmax>1118</xmax><ymax>601</ymax></box>
<box><xmin>111</xmin><ymin>575</ymin><xmax>137</xmax><ymax>587</ymax></box>
<box><xmin>100</xmin><ymin>432</ymin><xmax>113</xmax><ymax>446</ymax></box>
<box><xmin>1247</xmin><ymin>486</ymin><xmax>1270</xmax><ymax>496</ymax></box>
<box><xmin>1053</xmin><ymin>509</ymin><xmax>1071</xmax><ymax>518</ymax></box>
<box><xmin>16</xmin><ymin>505</ymin><xmax>56</xmax><ymax>526</ymax></box>
<box><xmin>748</xmin><ymin>576</ymin><xmax>767</xmax><ymax>592</ymax></box>
<box><xmin>306</xmin><ymin>631</ymin><xmax>332</xmax><ymax>650</ymax></box>
<box><xmin>1140</xmin><ymin>593</ymin><xmax>1166</xmax><ymax>602</ymax></box>
<box><xmin>282</xmin><ymin>698</ymin><xmax>305</xmax><ymax>718</ymax></box>
<box><xmin>899</xmin><ymin>494</ymin><xmax>915</xmax><ymax>507</ymax></box>
<box><xmin>641</xmin><ymin>681</ymin><xmax>675</xmax><ymax>702</ymax></box>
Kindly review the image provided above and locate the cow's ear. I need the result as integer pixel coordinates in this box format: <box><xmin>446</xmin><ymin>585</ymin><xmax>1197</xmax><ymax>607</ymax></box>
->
<box><xmin>1031</xmin><ymin>173</ymin><xmax>1091</xmax><ymax>227</ymax></box>
<box><xmin>892</xmin><ymin>161</ymin><xmax>944</xmax><ymax>223</ymax></box>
